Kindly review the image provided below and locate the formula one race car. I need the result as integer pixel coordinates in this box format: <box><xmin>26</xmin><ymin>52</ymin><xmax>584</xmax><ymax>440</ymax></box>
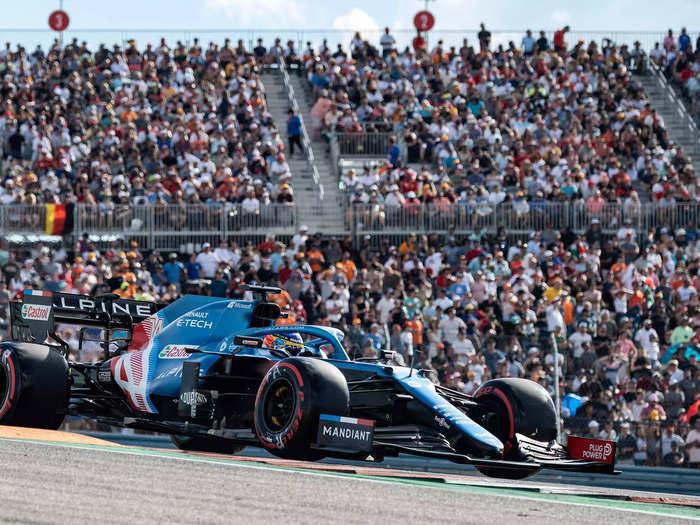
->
<box><xmin>0</xmin><ymin>288</ymin><xmax>618</xmax><ymax>479</ymax></box>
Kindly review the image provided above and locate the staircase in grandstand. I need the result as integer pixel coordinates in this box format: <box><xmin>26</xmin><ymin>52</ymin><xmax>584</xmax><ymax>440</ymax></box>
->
<box><xmin>286</xmin><ymin>74</ymin><xmax>347</xmax><ymax>234</ymax></box>
<box><xmin>260</xmin><ymin>70</ymin><xmax>346</xmax><ymax>235</ymax></box>
<box><xmin>634</xmin><ymin>65</ymin><xmax>700</xmax><ymax>177</ymax></box>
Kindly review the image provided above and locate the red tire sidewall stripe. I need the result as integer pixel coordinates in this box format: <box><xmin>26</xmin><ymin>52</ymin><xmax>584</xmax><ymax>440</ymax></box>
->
<box><xmin>493</xmin><ymin>387</ymin><xmax>515</xmax><ymax>442</ymax></box>
<box><xmin>278</xmin><ymin>362</ymin><xmax>304</xmax><ymax>387</ymax></box>
<box><xmin>254</xmin><ymin>362</ymin><xmax>305</xmax><ymax>450</ymax></box>
<box><xmin>0</xmin><ymin>350</ymin><xmax>17</xmax><ymax>420</ymax></box>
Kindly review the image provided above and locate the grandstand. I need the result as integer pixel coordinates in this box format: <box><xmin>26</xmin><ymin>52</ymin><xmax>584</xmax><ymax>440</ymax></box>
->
<box><xmin>0</xmin><ymin>25</ymin><xmax>699</xmax><ymax>468</ymax></box>
<box><xmin>0</xmin><ymin>29</ymin><xmax>697</xmax><ymax>250</ymax></box>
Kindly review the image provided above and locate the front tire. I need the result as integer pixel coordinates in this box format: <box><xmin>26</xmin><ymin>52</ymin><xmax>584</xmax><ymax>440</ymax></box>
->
<box><xmin>254</xmin><ymin>357</ymin><xmax>349</xmax><ymax>460</ymax></box>
<box><xmin>0</xmin><ymin>343</ymin><xmax>69</xmax><ymax>429</ymax></box>
<box><xmin>472</xmin><ymin>378</ymin><xmax>557</xmax><ymax>479</ymax></box>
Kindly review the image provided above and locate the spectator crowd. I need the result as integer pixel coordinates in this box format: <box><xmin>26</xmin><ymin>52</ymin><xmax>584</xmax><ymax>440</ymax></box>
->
<box><xmin>0</xmin><ymin>36</ymin><xmax>297</xmax><ymax>219</ymax></box>
<box><xmin>301</xmin><ymin>25</ymin><xmax>698</xmax><ymax>220</ymax></box>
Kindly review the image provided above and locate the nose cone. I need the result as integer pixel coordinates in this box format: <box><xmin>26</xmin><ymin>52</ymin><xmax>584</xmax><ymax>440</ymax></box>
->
<box><xmin>468</xmin><ymin>429</ymin><xmax>504</xmax><ymax>458</ymax></box>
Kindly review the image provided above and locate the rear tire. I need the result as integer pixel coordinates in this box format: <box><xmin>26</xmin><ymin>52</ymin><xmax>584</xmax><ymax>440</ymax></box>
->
<box><xmin>472</xmin><ymin>378</ymin><xmax>557</xmax><ymax>479</ymax></box>
<box><xmin>254</xmin><ymin>357</ymin><xmax>349</xmax><ymax>460</ymax></box>
<box><xmin>0</xmin><ymin>343</ymin><xmax>69</xmax><ymax>429</ymax></box>
<box><xmin>170</xmin><ymin>434</ymin><xmax>246</xmax><ymax>455</ymax></box>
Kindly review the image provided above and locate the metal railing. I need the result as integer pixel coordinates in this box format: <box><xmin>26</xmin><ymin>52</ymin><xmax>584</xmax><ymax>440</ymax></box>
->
<box><xmin>1</xmin><ymin>200</ymin><xmax>697</xmax><ymax>248</ymax></box>
<box><xmin>278</xmin><ymin>56</ymin><xmax>324</xmax><ymax>202</ymax></box>
<box><xmin>649</xmin><ymin>61</ymin><xmax>700</xmax><ymax>160</ymax></box>
<box><xmin>0</xmin><ymin>205</ymin><xmax>47</xmax><ymax>232</ymax></box>
<box><xmin>348</xmin><ymin>201</ymin><xmax>700</xmax><ymax>236</ymax></box>
<box><xmin>330</xmin><ymin>133</ymin><xmax>341</xmax><ymax>181</ymax></box>
<box><xmin>0</xmin><ymin>203</ymin><xmax>297</xmax><ymax>250</ymax></box>
<box><xmin>335</xmin><ymin>132</ymin><xmax>396</xmax><ymax>157</ymax></box>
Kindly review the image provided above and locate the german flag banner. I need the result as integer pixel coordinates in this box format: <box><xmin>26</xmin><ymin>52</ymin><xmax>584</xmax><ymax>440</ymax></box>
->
<box><xmin>45</xmin><ymin>203</ymin><xmax>74</xmax><ymax>235</ymax></box>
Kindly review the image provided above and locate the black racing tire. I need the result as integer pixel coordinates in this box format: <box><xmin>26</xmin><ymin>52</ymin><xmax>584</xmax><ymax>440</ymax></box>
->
<box><xmin>170</xmin><ymin>434</ymin><xmax>246</xmax><ymax>455</ymax></box>
<box><xmin>0</xmin><ymin>342</ymin><xmax>69</xmax><ymax>429</ymax></box>
<box><xmin>254</xmin><ymin>357</ymin><xmax>349</xmax><ymax>460</ymax></box>
<box><xmin>472</xmin><ymin>378</ymin><xmax>557</xmax><ymax>479</ymax></box>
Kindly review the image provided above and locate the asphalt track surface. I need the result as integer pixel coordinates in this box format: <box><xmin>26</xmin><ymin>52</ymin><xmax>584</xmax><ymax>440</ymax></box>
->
<box><xmin>1</xmin><ymin>433</ymin><xmax>699</xmax><ymax>524</ymax></box>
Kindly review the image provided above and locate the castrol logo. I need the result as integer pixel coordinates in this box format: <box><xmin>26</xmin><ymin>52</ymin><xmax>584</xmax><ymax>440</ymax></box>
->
<box><xmin>21</xmin><ymin>304</ymin><xmax>51</xmax><ymax>321</ymax></box>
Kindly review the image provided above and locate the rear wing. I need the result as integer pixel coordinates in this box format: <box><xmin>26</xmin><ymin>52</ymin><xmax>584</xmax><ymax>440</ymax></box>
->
<box><xmin>10</xmin><ymin>290</ymin><xmax>55</xmax><ymax>344</ymax></box>
<box><xmin>51</xmin><ymin>292</ymin><xmax>161</xmax><ymax>322</ymax></box>
<box><xmin>10</xmin><ymin>290</ymin><xmax>164</xmax><ymax>347</ymax></box>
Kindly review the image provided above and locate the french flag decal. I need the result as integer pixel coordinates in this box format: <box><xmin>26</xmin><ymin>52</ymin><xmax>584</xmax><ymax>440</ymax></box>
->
<box><xmin>319</xmin><ymin>414</ymin><xmax>374</xmax><ymax>426</ymax></box>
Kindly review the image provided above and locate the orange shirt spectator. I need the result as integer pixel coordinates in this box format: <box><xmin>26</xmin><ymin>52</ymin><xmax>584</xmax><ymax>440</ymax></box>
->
<box><xmin>71</xmin><ymin>259</ymin><xmax>85</xmax><ymax>281</ymax></box>
<box><xmin>602</xmin><ymin>129</ymin><xmax>615</xmax><ymax>149</ymax></box>
<box><xmin>269</xmin><ymin>289</ymin><xmax>291</xmax><ymax>309</ymax></box>
<box><xmin>119</xmin><ymin>109</ymin><xmax>137</xmax><ymax>123</ymax></box>
<box><xmin>405</xmin><ymin>319</ymin><xmax>423</xmax><ymax>346</ymax></box>
<box><xmin>399</xmin><ymin>239</ymin><xmax>417</xmax><ymax>255</ymax></box>
<box><xmin>336</xmin><ymin>259</ymin><xmax>356</xmax><ymax>282</ymax></box>
<box><xmin>643</xmin><ymin>276</ymin><xmax>656</xmax><ymax>290</ymax></box>
<box><xmin>610</xmin><ymin>261</ymin><xmax>627</xmax><ymax>275</ymax></box>
<box><xmin>628</xmin><ymin>290</ymin><xmax>645</xmax><ymax>309</ymax></box>
<box><xmin>276</xmin><ymin>313</ymin><xmax>297</xmax><ymax>326</ymax></box>
<box><xmin>563</xmin><ymin>298</ymin><xmax>575</xmax><ymax>327</ymax></box>
<box><xmin>307</xmin><ymin>248</ymin><xmax>325</xmax><ymax>273</ymax></box>
<box><xmin>113</xmin><ymin>281</ymin><xmax>135</xmax><ymax>299</ymax></box>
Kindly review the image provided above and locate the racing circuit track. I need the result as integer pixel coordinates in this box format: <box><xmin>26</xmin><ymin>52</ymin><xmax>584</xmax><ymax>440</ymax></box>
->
<box><xmin>0</xmin><ymin>427</ymin><xmax>698</xmax><ymax>524</ymax></box>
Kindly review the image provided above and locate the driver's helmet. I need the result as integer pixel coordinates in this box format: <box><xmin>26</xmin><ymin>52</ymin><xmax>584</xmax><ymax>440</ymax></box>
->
<box><xmin>262</xmin><ymin>332</ymin><xmax>304</xmax><ymax>354</ymax></box>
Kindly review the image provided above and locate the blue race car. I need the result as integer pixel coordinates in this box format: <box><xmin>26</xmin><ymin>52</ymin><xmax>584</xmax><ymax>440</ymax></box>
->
<box><xmin>0</xmin><ymin>286</ymin><xmax>617</xmax><ymax>479</ymax></box>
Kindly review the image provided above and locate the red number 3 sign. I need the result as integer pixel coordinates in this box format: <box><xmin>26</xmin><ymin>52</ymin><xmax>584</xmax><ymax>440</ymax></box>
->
<box><xmin>48</xmin><ymin>10</ymin><xmax>70</xmax><ymax>32</ymax></box>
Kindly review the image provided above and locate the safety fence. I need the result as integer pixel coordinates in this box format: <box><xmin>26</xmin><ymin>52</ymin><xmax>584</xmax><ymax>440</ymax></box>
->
<box><xmin>0</xmin><ymin>200</ymin><xmax>697</xmax><ymax>249</ymax></box>
<box><xmin>335</xmin><ymin>132</ymin><xmax>396</xmax><ymax>157</ymax></box>
<box><xmin>0</xmin><ymin>205</ymin><xmax>48</xmax><ymax>232</ymax></box>
<box><xmin>0</xmin><ymin>204</ymin><xmax>297</xmax><ymax>250</ymax></box>
<box><xmin>348</xmin><ymin>201</ymin><xmax>700</xmax><ymax>237</ymax></box>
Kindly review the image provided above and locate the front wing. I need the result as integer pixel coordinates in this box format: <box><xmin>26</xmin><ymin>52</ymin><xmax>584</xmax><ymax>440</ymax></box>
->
<box><xmin>92</xmin><ymin>414</ymin><xmax>619</xmax><ymax>476</ymax></box>
<box><xmin>373</xmin><ymin>433</ymin><xmax>618</xmax><ymax>475</ymax></box>
<box><xmin>314</xmin><ymin>417</ymin><xmax>619</xmax><ymax>475</ymax></box>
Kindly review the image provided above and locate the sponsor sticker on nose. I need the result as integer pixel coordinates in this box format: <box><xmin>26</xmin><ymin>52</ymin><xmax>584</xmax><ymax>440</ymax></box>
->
<box><xmin>566</xmin><ymin>436</ymin><xmax>616</xmax><ymax>464</ymax></box>
<box><xmin>316</xmin><ymin>414</ymin><xmax>375</xmax><ymax>452</ymax></box>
